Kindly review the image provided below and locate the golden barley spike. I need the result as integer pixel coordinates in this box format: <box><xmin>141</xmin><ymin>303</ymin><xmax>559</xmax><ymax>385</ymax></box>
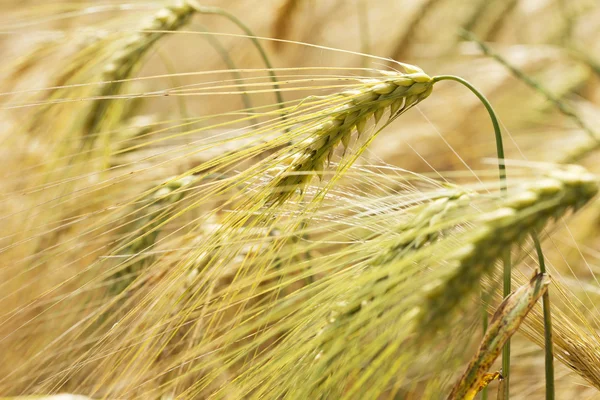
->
<box><xmin>268</xmin><ymin>69</ymin><xmax>434</xmax><ymax>203</ymax></box>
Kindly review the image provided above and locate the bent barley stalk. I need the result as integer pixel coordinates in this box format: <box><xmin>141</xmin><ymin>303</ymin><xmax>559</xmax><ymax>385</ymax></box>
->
<box><xmin>448</xmin><ymin>272</ymin><xmax>549</xmax><ymax>400</ymax></box>
<box><xmin>419</xmin><ymin>165</ymin><xmax>599</xmax><ymax>333</ymax></box>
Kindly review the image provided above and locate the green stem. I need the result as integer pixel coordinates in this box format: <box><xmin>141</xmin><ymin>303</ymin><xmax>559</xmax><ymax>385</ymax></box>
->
<box><xmin>501</xmin><ymin>250</ymin><xmax>511</xmax><ymax>399</ymax></box>
<box><xmin>190</xmin><ymin>3</ymin><xmax>286</xmax><ymax>113</ymax></box>
<box><xmin>192</xmin><ymin>22</ymin><xmax>258</xmax><ymax>126</ymax></box>
<box><xmin>481</xmin><ymin>286</ymin><xmax>489</xmax><ymax>400</ymax></box>
<box><xmin>450</xmin><ymin>34</ymin><xmax>558</xmax><ymax>398</ymax></box>
<box><xmin>533</xmin><ymin>234</ymin><xmax>555</xmax><ymax>400</ymax></box>
<box><xmin>431</xmin><ymin>75</ymin><xmax>506</xmax><ymax>192</ymax></box>
<box><xmin>432</xmin><ymin>74</ymin><xmax>509</xmax><ymax>399</ymax></box>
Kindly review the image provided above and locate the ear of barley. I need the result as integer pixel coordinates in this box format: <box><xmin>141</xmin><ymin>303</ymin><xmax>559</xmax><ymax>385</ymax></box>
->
<box><xmin>419</xmin><ymin>165</ymin><xmax>598</xmax><ymax>333</ymax></box>
<box><xmin>108</xmin><ymin>174</ymin><xmax>197</xmax><ymax>294</ymax></box>
<box><xmin>268</xmin><ymin>69</ymin><xmax>434</xmax><ymax>203</ymax></box>
<box><xmin>372</xmin><ymin>189</ymin><xmax>472</xmax><ymax>266</ymax></box>
<box><xmin>448</xmin><ymin>272</ymin><xmax>549</xmax><ymax>400</ymax></box>
<box><xmin>85</xmin><ymin>1</ymin><xmax>195</xmax><ymax>140</ymax></box>
<box><xmin>304</xmin><ymin>190</ymin><xmax>472</xmax><ymax>326</ymax></box>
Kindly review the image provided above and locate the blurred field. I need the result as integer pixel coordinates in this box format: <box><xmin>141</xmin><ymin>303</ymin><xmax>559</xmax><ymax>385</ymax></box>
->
<box><xmin>1</xmin><ymin>0</ymin><xmax>600</xmax><ymax>399</ymax></box>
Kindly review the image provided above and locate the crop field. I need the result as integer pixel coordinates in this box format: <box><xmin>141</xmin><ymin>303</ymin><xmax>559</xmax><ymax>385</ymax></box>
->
<box><xmin>1</xmin><ymin>1</ymin><xmax>600</xmax><ymax>399</ymax></box>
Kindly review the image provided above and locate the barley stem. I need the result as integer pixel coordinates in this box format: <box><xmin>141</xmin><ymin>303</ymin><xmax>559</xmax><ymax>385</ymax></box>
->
<box><xmin>533</xmin><ymin>233</ymin><xmax>555</xmax><ymax>400</ymax></box>
<box><xmin>481</xmin><ymin>286</ymin><xmax>489</xmax><ymax>400</ymax></box>
<box><xmin>453</xmin><ymin>34</ymin><xmax>574</xmax><ymax>397</ymax></box>
<box><xmin>502</xmin><ymin>251</ymin><xmax>512</xmax><ymax>399</ymax></box>
<box><xmin>189</xmin><ymin>3</ymin><xmax>285</xmax><ymax>112</ymax></box>
<box><xmin>449</xmin><ymin>273</ymin><xmax>549</xmax><ymax>400</ymax></box>
<box><xmin>432</xmin><ymin>74</ymin><xmax>509</xmax><ymax>398</ymax></box>
<box><xmin>431</xmin><ymin>75</ymin><xmax>506</xmax><ymax>192</ymax></box>
<box><xmin>193</xmin><ymin>22</ymin><xmax>258</xmax><ymax>126</ymax></box>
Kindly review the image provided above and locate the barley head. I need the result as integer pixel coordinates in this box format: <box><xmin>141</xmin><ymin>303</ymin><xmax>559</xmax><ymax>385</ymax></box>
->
<box><xmin>269</xmin><ymin>69</ymin><xmax>434</xmax><ymax>203</ymax></box>
<box><xmin>419</xmin><ymin>165</ymin><xmax>598</xmax><ymax>333</ymax></box>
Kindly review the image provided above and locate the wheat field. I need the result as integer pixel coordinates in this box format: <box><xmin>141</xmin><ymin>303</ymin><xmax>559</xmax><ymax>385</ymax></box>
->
<box><xmin>1</xmin><ymin>0</ymin><xmax>600</xmax><ymax>399</ymax></box>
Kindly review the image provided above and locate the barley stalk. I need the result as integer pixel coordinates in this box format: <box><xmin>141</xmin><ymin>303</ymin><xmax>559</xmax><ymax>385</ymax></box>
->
<box><xmin>458</xmin><ymin>31</ymin><xmax>594</xmax><ymax>398</ymax></box>
<box><xmin>532</xmin><ymin>233</ymin><xmax>555</xmax><ymax>399</ymax></box>
<box><xmin>430</xmin><ymin>71</ymin><xmax>510</xmax><ymax>394</ymax></box>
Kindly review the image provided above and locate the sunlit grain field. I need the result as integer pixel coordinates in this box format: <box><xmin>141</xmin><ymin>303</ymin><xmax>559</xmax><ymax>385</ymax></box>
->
<box><xmin>1</xmin><ymin>1</ymin><xmax>600</xmax><ymax>399</ymax></box>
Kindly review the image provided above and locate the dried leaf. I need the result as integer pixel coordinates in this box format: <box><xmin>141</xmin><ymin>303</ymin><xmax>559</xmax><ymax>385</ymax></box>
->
<box><xmin>447</xmin><ymin>272</ymin><xmax>549</xmax><ymax>400</ymax></box>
